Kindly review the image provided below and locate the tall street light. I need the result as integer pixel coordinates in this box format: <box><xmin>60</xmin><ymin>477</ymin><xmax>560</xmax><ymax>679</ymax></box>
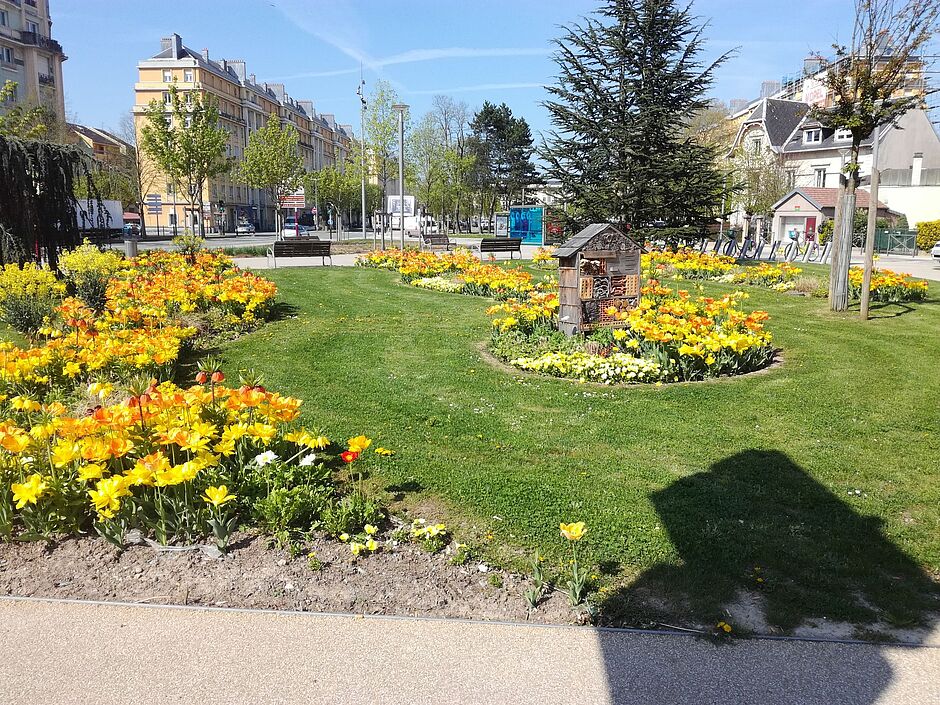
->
<box><xmin>357</xmin><ymin>75</ymin><xmax>368</xmax><ymax>246</ymax></box>
<box><xmin>392</xmin><ymin>103</ymin><xmax>408</xmax><ymax>250</ymax></box>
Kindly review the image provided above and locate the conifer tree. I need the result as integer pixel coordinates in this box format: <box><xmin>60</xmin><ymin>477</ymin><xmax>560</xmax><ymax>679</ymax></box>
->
<box><xmin>542</xmin><ymin>0</ymin><xmax>732</xmax><ymax>233</ymax></box>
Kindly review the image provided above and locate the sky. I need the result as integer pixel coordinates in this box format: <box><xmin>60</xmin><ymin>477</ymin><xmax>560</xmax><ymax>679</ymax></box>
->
<box><xmin>55</xmin><ymin>0</ymin><xmax>859</xmax><ymax>139</ymax></box>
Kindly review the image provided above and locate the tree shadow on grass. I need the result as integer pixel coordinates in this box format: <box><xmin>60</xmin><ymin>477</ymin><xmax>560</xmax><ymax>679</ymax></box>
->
<box><xmin>597</xmin><ymin>449</ymin><xmax>938</xmax><ymax>634</ymax></box>
<box><xmin>595</xmin><ymin>449</ymin><xmax>938</xmax><ymax>704</ymax></box>
<box><xmin>267</xmin><ymin>300</ymin><xmax>300</xmax><ymax>323</ymax></box>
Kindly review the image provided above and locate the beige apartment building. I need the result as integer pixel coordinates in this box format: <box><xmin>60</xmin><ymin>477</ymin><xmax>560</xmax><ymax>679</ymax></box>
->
<box><xmin>0</xmin><ymin>0</ymin><xmax>66</xmax><ymax>121</ymax></box>
<box><xmin>133</xmin><ymin>34</ymin><xmax>354</xmax><ymax>233</ymax></box>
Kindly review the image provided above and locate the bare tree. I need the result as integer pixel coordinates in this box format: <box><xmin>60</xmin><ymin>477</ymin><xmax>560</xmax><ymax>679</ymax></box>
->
<box><xmin>118</xmin><ymin>112</ymin><xmax>158</xmax><ymax>237</ymax></box>
<box><xmin>813</xmin><ymin>0</ymin><xmax>940</xmax><ymax>311</ymax></box>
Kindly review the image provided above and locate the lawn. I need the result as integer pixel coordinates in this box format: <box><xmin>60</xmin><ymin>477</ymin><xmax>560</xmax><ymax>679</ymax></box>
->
<box><xmin>222</xmin><ymin>264</ymin><xmax>940</xmax><ymax>633</ymax></box>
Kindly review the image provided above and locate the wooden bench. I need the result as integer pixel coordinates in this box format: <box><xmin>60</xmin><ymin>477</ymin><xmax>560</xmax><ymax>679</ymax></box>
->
<box><xmin>422</xmin><ymin>233</ymin><xmax>454</xmax><ymax>251</ymax></box>
<box><xmin>479</xmin><ymin>237</ymin><xmax>523</xmax><ymax>259</ymax></box>
<box><xmin>266</xmin><ymin>237</ymin><xmax>332</xmax><ymax>268</ymax></box>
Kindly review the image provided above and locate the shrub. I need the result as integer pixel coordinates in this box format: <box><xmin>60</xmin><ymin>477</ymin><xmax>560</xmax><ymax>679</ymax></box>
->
<box><xmin>915</xmin><ymin>219</ymin><xmax>940</xmax><ymax>252</ymax></box>
<box><xmin>0</xmin><ymin>262</ymin><xmax>65</xmax><ymax>334</ymax></box>
<box><xmin>58</xmin><ymin>241</ymin><xmax>123</xmax><ymax>312</ymax></box>
<box><xmin>171</xmin><ymin>230</ymin><xmax>205</xmax><ymax>263</ymax></box>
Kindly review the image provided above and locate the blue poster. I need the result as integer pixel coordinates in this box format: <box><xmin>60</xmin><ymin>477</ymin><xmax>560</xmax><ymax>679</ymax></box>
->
<box><xmin>509</xmin><ymin>206</ymin><xmax>544</xmax><ymax>245</ymax></box>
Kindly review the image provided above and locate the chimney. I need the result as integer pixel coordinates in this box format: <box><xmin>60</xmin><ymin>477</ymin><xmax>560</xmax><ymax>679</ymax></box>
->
<box><xmin>249</xmin><ymin>73</ymin><xmax>256</xmax><ymax>84</ymax></box>
<box><xmin>161</xmin><ymin>34</ymin><xmax>183</xmax><ymax>58</ymax></box>
<box><xmin>298</xmin><ymin>100</ymin><xmax>314</xmax><ymax>116</ymax></box>
<box><xmin>202</xmin><ymin>48</ymin><xmax>209</xmax><ymax>61</ymax></box>
<box><xmin>912</xmin><ymin>152</ymin><xmax>924</xmax><ymax>186</ymax></box>
<box><xmin>228</xmin><ymin>60</ymin><xmax>247</xmax><ymax>81</ymax></box>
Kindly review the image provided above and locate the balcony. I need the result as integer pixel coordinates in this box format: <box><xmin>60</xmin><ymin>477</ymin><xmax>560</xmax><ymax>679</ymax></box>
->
<box><xmin>37</xmin><ymin>71</ymin><xmax>53</xmax><ymax>85</ymax></box>
<box><xmin>18</xmin><ymin>30</ymin><xmax>63</xmax><ymax>55</ymax></box>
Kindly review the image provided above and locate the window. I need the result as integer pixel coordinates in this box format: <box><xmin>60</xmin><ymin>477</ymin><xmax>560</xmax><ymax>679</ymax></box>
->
<box><xmin>26</xmin><ymin>21</ymin><xmax>39</xmax><ymax>35</ymax></box>
<box><xmin>785</xmin><ymin>169</ymin><xmax>797</xmax><ymax>188</ymax></box>
<box><xmin>803</xmin><ymin>129</ymin><xmax>822</xmax><ymax>144</ymax></box>
<box><xmin>834</xmin><ymin>128</ymin><xmax>853</xmax><ymax>141</ymax></box>
<box><xmin>162</xmin><ymin>91</ymin><xmax>172</xmax><ymax>105</ymax></box>
<box><xmin>0</xmin><ymin>11</ymin><xmax>8</xmax><ymax>26</ymax></box>
<box><xmin>749</xmin><ymin>137</ymin><xmax>762</xmax><ymax>154</ymax></box>
<box><xmin>163</xmin><ymin>69</ymin><xmax>172</xmax><ymax>83</ymax></box>
<box><xmin>184</xmin><ymin>69</ymin><xmax>194</xmax><ymax>82</ymax></box>
<box><xmin>814</xmin><ymin>167</ymin><xmax>827</xmax><ymax>188</ymax></box>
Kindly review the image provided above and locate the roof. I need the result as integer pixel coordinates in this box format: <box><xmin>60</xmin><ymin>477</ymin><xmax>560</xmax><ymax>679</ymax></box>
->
<box><xmin>732</xmin><ymin>98</ymin><xmax>809</xmax><ymax>153</ymax></box>
<box><xmin>771</xmin><ymin>187</ymin><xmax>889</xmax><ymax>211</ymax></box>
<box><xmin>67</xmin><ymin>124</ymin><xmax>132</xmax><ymax>151</ymax></box>
<box><xmin>781</xmin><ymin>124</ymin><xmax>886</xmax><ymax>154</ymax></box>
<box><xmin>555</xmin><ymin>223</ymin><xmax>643</xmax><ymax>258</ymax></box>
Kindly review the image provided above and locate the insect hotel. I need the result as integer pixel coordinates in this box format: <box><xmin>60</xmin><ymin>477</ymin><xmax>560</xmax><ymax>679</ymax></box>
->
<box><xmin>555</xmin><ymin>223</ymin><xmax>643</xmax><ymax>336</ymax></box>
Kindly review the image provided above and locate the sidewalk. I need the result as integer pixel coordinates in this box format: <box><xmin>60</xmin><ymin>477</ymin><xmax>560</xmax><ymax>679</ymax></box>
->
<box><xmin>0</xmin><ymin>597</ymin><xmax>936</xmax><ymax>704</ymax></box>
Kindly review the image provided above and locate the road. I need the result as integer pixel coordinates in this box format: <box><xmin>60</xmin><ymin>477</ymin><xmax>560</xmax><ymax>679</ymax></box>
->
<box><xmin>0</xmin><ymin>597</ymin><xmax>936</xmax><ymax>705</ymax></box>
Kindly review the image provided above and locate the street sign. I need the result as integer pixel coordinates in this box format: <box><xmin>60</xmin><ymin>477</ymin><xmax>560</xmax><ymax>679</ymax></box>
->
<box><xmin>280</xmin><ymin>189</ymin><xmax>306</xmax><ymax>209</ymax></box>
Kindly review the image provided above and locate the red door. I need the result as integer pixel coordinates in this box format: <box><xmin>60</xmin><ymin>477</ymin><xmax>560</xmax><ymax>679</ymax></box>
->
<box><xmin>805</xmin><ymin>217</ymin><xmax>817</xmax><ymax>241</ymax></box>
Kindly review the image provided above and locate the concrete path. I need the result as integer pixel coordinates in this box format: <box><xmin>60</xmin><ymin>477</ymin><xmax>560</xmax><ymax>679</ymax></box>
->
<box><xmin>0</xmin><ymin>597</ymin><xmax>936</xmax><ymax>705</ymax></box>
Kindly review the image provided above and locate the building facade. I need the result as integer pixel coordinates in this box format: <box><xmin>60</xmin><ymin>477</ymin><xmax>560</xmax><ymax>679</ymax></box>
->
<box><xmin>133</xmin><ymin>34</ymin><xmax>354</xmax><ymax>234</ymax></box>
<box><xmin>0</xmin><ymin>0</ymin><xmax>66</xmax><ymax>122</ymax></box>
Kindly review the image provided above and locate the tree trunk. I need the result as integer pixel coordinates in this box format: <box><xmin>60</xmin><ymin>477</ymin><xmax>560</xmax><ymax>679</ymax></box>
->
<box><xmin>831</xmin><ymin>143</ymin><xmax>860</xmax><ymax>311</ymax></box>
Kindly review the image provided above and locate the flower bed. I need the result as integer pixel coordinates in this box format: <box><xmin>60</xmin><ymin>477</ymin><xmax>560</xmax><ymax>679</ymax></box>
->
<box><xmin>357</xmin><ymin>248</ymin><xmax>540</xmax><ymax>299</ymax></box>
<box><xmin>848</xmin><ymin>267</ymin><xmax>929</xmax><ymax>303</ymax></box>
<box><xmin>643</xmin><ymin>248</ymin><xmax>736</xmax><ymax>281</ymax></box>
<box><xmin>0</xmin><ymin>248</ymin><xmax>392</xmax><ymax>555</ymax></box>
<box><xmin>731</xmin><ymin>262</ymin><xmax>802</xmax><ymax>291</ymax></box>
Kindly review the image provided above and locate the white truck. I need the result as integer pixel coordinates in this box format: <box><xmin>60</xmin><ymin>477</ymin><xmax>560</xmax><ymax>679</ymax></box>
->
<box><xmin>75</xmin><ymin>199</ymin><xmax>124</xmax><ymax>238</ymax></box>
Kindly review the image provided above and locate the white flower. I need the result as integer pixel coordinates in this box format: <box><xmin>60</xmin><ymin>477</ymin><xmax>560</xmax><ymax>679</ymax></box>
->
<box><xmin>299</xmin><ymin>453</ymin><xmax>317</xmax><ymax>467</ymax></box>
<box><xmin>254</xmin><ymin>450</ymin><xmax>278</xmax><ymax>467</ymax></box>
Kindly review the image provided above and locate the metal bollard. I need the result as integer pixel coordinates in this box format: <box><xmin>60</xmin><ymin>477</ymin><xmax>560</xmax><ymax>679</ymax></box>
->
<box><xmin>125</xmin><ymin>238</ymin><xmax>138</xmax><ymax>259</ymax></box>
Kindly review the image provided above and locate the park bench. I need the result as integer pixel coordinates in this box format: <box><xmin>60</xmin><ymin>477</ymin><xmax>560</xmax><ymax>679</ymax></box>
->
<box><xmin>266</xmin><ymin>237</ymin><xmax>332</xmax><ymax>268</ymax></box>
<box><xmin>422</xmin><ymin>233</ymin><xmax>454</xmax><ymax>251</ymax></box>
<box><xmin>478</xmin><ymin>237</ymin><xmax>523</xmax><ymax>260</ymax></box>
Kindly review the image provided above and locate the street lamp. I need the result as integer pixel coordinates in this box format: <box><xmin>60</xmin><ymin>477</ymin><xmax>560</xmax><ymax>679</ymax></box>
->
<box><xmin>357</xmin><ymin>77</ymin><xmax>368</xmax><ymax>246</ymax></box>
<box><xmin>392</xmin><ymin>103</ymin><xmax>408</xmax><ymax>249</ymax></box>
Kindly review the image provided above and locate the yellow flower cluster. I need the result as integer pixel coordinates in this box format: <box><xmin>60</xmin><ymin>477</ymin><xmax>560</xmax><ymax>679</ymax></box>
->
<box><xmin>732</xmin><ymin>262</ymin><xmax>802</xmax><ymax>289</ymax></box>
<box><xmin>607</xmin><ymin>281</ymin><xmax>775</xmax><ymax>380</ymax></box>
<box><xmin>643</xmin><ymin>248</ymin><xmax>736</xmax><ymax>281</ymax></box>
<box><xmin>486</xmin><ymin>292</ymin><xmax>559</xmax><ymax>334</ymax></box>
<box><xmin>57</xmin><ymin>241</ymin><xmax>123</xmax><ymax>286</ymax></box>
<box><xmin>358</xmin><ymin>248</ymin><xmax>537</xmax><ymax>299</ymax></box>
<box><xmin>532</xmin><ymin>246</ymin><xmax>559</xmax><ymax>269</ymax></box>
<box><xmin>0</xmin><ymin>262</ymin><xmax>65</xmax><ymax>302</ymax></box>
<box><xmin>848</xmin><ymin>267</ymin><xmax>928</xmax><ymax>303</ymax></box>
<box><xmin>0</xmin><ymin>379</ymin><xmax>302</xmax><ymax>528</ymax></box>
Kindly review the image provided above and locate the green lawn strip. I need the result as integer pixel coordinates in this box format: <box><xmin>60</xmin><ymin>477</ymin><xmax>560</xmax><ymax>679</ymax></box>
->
<box><xmin>223</xmin><ymin>266</ymin><xmax>940</xmax><ymax>631</ymax></box>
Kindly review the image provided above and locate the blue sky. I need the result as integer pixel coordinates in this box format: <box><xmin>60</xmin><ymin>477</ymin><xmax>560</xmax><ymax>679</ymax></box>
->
<box><xmin>55</xmin><ymin>0</ymin><xmax>857</xmax><ymax>138</ymax></box>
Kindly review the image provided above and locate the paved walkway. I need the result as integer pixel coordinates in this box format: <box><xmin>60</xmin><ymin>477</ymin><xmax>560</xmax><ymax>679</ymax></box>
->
<box><xmin>0</xmin><ymin>597</ymin><xmax>936</xmax><ymax>704</ymax></box>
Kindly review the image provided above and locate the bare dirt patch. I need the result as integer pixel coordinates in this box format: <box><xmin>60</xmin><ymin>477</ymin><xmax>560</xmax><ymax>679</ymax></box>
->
<box><xmin>0</xmin><ymin>531</ymin><xmax>575</xmax><ymax>625</ymax></box>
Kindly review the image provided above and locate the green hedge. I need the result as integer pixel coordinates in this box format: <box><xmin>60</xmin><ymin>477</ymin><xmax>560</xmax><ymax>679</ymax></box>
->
<box><xmin>915</xmin><ymin>220</ymin><xmax>940</xmax><ymax>251</ymax></box>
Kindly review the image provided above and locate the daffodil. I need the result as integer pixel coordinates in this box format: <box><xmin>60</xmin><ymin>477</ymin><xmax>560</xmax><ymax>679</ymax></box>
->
<box><xmin>364</xmin><ymin>524</ymin><xmax>378</xmax><ymax>535</ymax></box>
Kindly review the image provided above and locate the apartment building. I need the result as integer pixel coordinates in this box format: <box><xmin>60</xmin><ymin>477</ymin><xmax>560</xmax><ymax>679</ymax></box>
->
<box><xmin>133</xmin><ymin>34</ymin><xmax>354</xmax><ymax>233</ymax></box>
<box><xmin>0</xmin><ymin>0</ymin><xmax>66</xmax><ymax>121</ymax></box>
<box><xmin>67</xmin><ymin>123</ymin><xmax>132</xmax><ymax>166</ymax></box>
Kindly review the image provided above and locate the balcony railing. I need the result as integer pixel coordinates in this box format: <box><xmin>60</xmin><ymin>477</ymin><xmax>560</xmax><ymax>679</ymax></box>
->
<box><xmin>37</xmin><ymin>72</ymin><xmax>53</xmax><ymax>85</ymax></box>
<box><xmin>18</xmin><ymin>31</ymin><xmax>63</xmax><ymax>55</ymax></box>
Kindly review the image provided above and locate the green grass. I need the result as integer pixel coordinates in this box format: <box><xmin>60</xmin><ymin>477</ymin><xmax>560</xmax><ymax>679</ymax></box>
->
<box><xmin>223</xmin><ymin>265</ymin><xmax>940</xmax><ymax>633</ymax></box>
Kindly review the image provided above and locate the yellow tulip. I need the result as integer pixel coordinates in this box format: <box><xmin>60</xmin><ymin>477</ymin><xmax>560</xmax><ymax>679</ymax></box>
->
<box><xmin>560</xmin><ymin>521</ymin><xmax>586</xmax><ymax>542</ymax></box>
<box><xmin>202</xmin><ymin>485</ymin><xmax>236</xmax><ymax>507</ymax></box>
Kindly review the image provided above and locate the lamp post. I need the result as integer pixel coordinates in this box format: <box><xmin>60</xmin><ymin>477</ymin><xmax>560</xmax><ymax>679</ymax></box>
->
<box><xmin>357</xmin><ymin>78</ymin><xmax>368</xmax><ymax>246</ymax></box>
<box><xmin>392</xmin><ymin>103</ymin><xmax>408</xmax><ymax>249</ymax></box>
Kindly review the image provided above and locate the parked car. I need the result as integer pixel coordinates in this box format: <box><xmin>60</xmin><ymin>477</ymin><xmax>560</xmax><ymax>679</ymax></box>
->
<box><xmin>235</xmin><ymin>222</ymin><xmax>256</xmax><ymax>234</ymax></box>
<box><xmin>931</xmin><ymin>240</ymin><xmax>940</xmax><ymax>261</ymax></box>
<box><xmin>122</xmin><ymin>223</ymin><xmax>140</xmax><ymax>238</ymax></box>
<box><xmin>281</xmin><ymin>217</ymin><xmax>314</xmax><ymax>238</ymax></box>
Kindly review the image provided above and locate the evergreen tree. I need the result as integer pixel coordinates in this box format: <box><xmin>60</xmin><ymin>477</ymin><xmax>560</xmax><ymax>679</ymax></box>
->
<box><xmin>542</xmin><ymin>0</ymin><xmax>732</xmax><ymax>232</ymax></box>
<box><xmin>469</xmin><ymin>102</ymin><xmax>539</xmax><ymax>219</ymax></box>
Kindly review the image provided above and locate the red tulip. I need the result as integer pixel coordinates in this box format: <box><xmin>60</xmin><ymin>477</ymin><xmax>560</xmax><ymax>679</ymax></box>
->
<box><xmin>341</xmin><ymin>450</ymin><xmax>360</xmax><ymax>463</ymax></box>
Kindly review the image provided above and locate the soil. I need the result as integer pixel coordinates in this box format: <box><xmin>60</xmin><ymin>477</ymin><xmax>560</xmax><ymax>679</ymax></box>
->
<box><xmin>0</xmin><ymin>530</ymin><xmax>576</xmax><ymax>625</ymax></box>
